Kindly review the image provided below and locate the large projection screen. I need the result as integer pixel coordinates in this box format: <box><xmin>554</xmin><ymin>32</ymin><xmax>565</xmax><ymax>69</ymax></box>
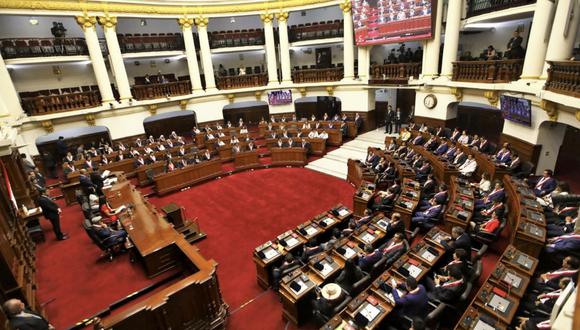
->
<box><xmin>352</xmin><ymin>0</ymin><xmax>436</xmax><ymax>46</ymax></box>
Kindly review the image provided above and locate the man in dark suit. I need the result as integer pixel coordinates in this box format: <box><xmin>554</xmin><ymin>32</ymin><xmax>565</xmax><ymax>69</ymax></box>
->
<box><xmin>301</xmin><ymin>139</ymin><xmax>311</xmax><ymax>154</ymax></box>
<box><xmin>532</xmin><ymin>169</ymin><xmax>557</xmax><ymax>197</ymax></box>
<box><xmin>385</xmin><ymin>106</ymin><xmax>395</xmax><ymax>134</ymax></box>
<box><xmin>55</xmin><ymin>136</ymin><xmax>68</xmax><ymax>163</ymax></box>
<box><xmin>37</xmin><ymin>191</ymin><xmax>67</xmax><ymax>240</ymax></box>
<box><xmin>440</xmin><ymin>226</ymin><xmax>471</xmax><ymax>253</ymax></box>
<box><xmin>381</xmin><ymin>233</ymin><xmax>408</xmax><ymax>266</ymax></box>
<box><xmin>421</xmin><ymin>174</ymin><xmax>437</xmax><ymax>198</ymax></box>
<box><xmin>3</xmin><ymin>298</ymin><xmax>53</xmax><ymax>330</ymax></box>
<box><xmin>426</xmin><ymin>267</ymin><xmax>465</xmax><ymax>303</ymax></box>
<box><xmin>358</xmin><ymin>244</ymin><xmax>383</xmax><ymax>272</ymax></box>
<box><xmin>506</xmin><ymin>30</ymin><xmax>524</xmax><ymax>59</ymax></box>
<box><xmin>79</xmin><ymin>169</ymin><xmax>97</xmax><ymax>195</ymax></box>
<box><xmin>385</xmin><ymin>276</ymin><xmax>428</xmax><ymax>322</ymax></box>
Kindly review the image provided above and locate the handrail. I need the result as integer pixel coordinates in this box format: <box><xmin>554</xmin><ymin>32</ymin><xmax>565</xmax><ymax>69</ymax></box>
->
<box><xmin>369</xmin><ymin>63</ymin><xmax>421</xmax><ymax>83</ymax></box>
<box><xmin>131</xmin><ymin>80</ymin><xmax>192</xmax><ymax>100</ymax></box>
<box><xmin>466</xmin><ymin>0</ymin><xmax>536</xmax><ymax>18</ymax></box>
<box><xmin>289</xmin><ymin>20</ymin><xmax>344</xmax><ymax>42</ymax></box>
<box><xmin>118</xmin><ymin>33</ymin><xmax>184</xmax><ymax>53</ymax></box>
<box><xmin>21</xmin><ymin>90</ymin><xmax>101</xmax><ymax>116</ymax></box>
<box><xmin>452</xmin><ymin>59</ymin><xmax>523</xmax><ymax>83</ymax></box>
<box><xmin>545</xmin><ymin>61</ymin><xmax>580</xmax><ymax>98</ymax></box>
<box><xmin>0</xmin><ymin>37</ymin><xmax>89</xmax><ymax>59</ymax></box>
<box><xmin>292</xmin><ymin>67</ymin><xmax>344</xmax><ymax>83</ymax></box>
<box><xmin>210</xmin><ymin>30</ymin><xmax>265</xmax><ymax>49</ymax></box>
<box><xmin>216</xmin><ymin>73</ymin><xmax>268</xmax><ymax>90</ymax></box>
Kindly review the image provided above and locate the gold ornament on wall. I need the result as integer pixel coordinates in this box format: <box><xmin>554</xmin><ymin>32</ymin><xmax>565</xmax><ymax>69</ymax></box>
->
<box><xmin>227</xmin><ymin>94</ymin><xmax>235</xmax><ymax>104</ymax></box>
<box><xmin>76</xmin><ymin>14</ymin><xmax>97</xmax><ymax>31</ymax></box>
<box><xmin>98</xmin><ymin>15</ymin><xmax>118</xmax><ymax>30</ymax></box>
<box><xmin>276</xmin><ymin>11</ymin><xmax>289</xmax><ymax>22</ymax></box>
<box><xmin>483</xmin><ymin>91</ymin><xmax>499</xmax><ymax>107</ymax></box>
<box><xmin>540</xmin><ymin>100</ymin><xmax>558</xmax><ymax>121</ymax></box>
<box><xmin>148</xmin><ymin>104</ymin><xmax>158</xmax><ymax>115</ymax></box>
<box><xmin>449</xmin><ymin>87</ymin><xmax>463</xmax><ymax>102</ymax></box>
<box><xmin>177</xmin><ymin>17</ymin><xmax>194</xmax><ymax>29</ymax></box>
<box><xmin>576</xmin><ymin>110</ymin><xmax>580</xmax><ymax>122</ymax></box>
<box><xmin>85</xmin><ymin>114</ymin><xmax>96</xmax><ymax>126</ymax></box>
<box><xmin>41</xmin><ymin>120</ymin><xmax>54</xmax><ymax>133</ymax></box>
<box><xmin>299</xmin><ymin>87</ymin><xmax>307</xmax><ymax>97</ymax></box>
<box><xmin>179</xmin><ymin>100</ymin><xmax>188</xmax><ymax>110</ymax></box>
<box><xmin>260</xmin><ymin>12</ymin><xmax>274</xmax><ymax>23</ymax></box>
<box><xmin>326</xmin><ymin>86</ymin><xmax>335</xmax><ymax>96</ymax></box>
<box><xmin>339</xmin><ymin>0</ymin><xmax>352</xmax><ymax>13</ymax></box>
<box><xmin>255</xmin><ymin>91</ymin><xmax>262</xmax><ymax>101</ymax></box>
<box><xmin>194</xmin><ymin>16</ymin><xmax>209</xmax><ymax>27</ymax></box>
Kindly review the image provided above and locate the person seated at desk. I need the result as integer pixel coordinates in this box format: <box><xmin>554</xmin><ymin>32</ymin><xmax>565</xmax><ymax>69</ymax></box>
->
<box><xmin>287</xmin><ymin>139</ymin><xmax>296</xmax><ymax>148</ymax></box>
<box><xmin>415</xmin><ymin>160</ymin><xmax>432</xmax><ymax>182</ymax></box>
<box><xmin>467</xmin><ymin>135</ymin><xmax>480</xmax><ymax>148</ymax></box>
<box><xmin>157</xmin><ymin>143</ymin><xmax>166</xmax><ymax>152</ymax></box>
<box><xmin>202</xmin><ymin>150</ymin><xmax>212</xmax><ymax>161</ymax></box>
<box><xmin>520</xmin><ymin>277</ymin><xmax>571</xmax><ymax>319</ymax></box>
<box><xmin>230</xmin><ymin>136</ymin><xmax>240</xmax><ymax>144</ymax></box>
<box><xmin>449</xmin><ymin>128</ymin><xmax>461</xmax><ymax>142</ymax></box>
<box><xmin>419</xmin><ymin>184</ymin><xmax>448</xmax><ymax>210</ymax></box>
<box><xmin>146</xmin><ymin>152</ymin><xmax>157</xmax><ymax>164</ymax></box>
<box><xmin>335</xmin><ymin>258</ymin><xmax>366</xmax><ymax>294</ymax></box>
<box><xmin>215</xmin><ymin>123</ymin><xmax>223</xmax><ymax>130</ymax></box>
<box><xmin>312</xmin><ymin>283</ymin><xmax>347</xmax><ymax>322</ymax></box>
<box><xmin>382</xmin><ymin>276</ymin><xmax>428</xmax><ymax>323</ymax></box>
<box><xmin>469</xmin><ymin>211</ymin><xmax>501</xmax><ymax>236</ymax></box>
<box><xmin>271</xmin><ymin>253</ymin><xmax>300</xmax><ymax>291</ymax></box>
<box><xmin>441</xmin><ymin>144</ymin><xmax>458</xmax><ymax>161</ymax></box>
<box><xmin>165</xmin><ymin>139</ymin><xmax>174</xmax><ymax>149</ymax></box>
<box><xmin>244</xmin><ymin>141</ymin><xmax>255</xmax><ymax>152</ymax></box>
<box><xmin>232</xmin><ymin>144</ymin><xmax>241</xmax><ymax>154</ymax></box>
<box><xmin>377</xmin><ymin>162</ymin><xmax>397</xmax><ymax>184</ymax></box>
<box><xmin>300</xmin><ymin>139</ymin><xmax>311</xmax><ymax>154</ymax></box>
<box><xmin>301</xmin><ymin>122</ymin><xmax>311</xmax><ymax>130</ymax></box>
<box><xmin>411</xmin><ymin>134</ymin><xmax>424</xmax><ymax>145</ymax></box>
<box><xmin>357</xmin><ymin>244</ymin><xmax>383</xmax><ymax>272</ymax></box>
<box><xmin>547</xmin><ymin>214</ymin><xmax>577</xmax><ymax>238</ymax></box>
<box><xmin>2</xmin><ymin>298</ymin><xmax>55</xmax><ymax>330</ymax></box>
<box><xmin>418</xmin><ymin>123</ymin><xmax>429</xmax><ymax>133</ymax></box>
<box><xmin>217</xmin><ymin>131</ymin><xmax>226</xmax><ymax>138</ymax></box>
<box><xmin>175</xmin><ymin>145</ymin><xmax>186</xmax><ymax>157</ymax></box>
<box><xmin>425</xmin><ymin>267</ymin><xmax>465</xmax><ymax>304</ymax></box>
<box><xmin>494</xmin><ymin>142</ymin><xmax>512</xmax><ymax>164</ymax></box>
<box><xmin>423</xmin><ymin>136</ymin><xmax>439</xmax><ymax>151</ymax></box>
<box><xmin>176</xmin><ymin>157</ymin><xmax>189</xmax><ymax>169</ymax></box>
<box><xmin>308</xmin><ymin>130</ymin><xmax>319</xmax><ymax>139</ymax></box>
<box><xmin>421</xmin><ymin>174</ymin><xmax>437</xmax><ymax>198</ymax></box>
<box><xmin>458</xmin><ymin>154</ymin><xmax>477</xmax><ymax>178</ymax></box>
<box><xmin>192</xmin><ymin>154</ymin><xmax>202</xmax><ymax>164</ymax></box>
<box><xmin>371</xmin><ymin>157</ymin><xmax>387</xmax><ymax>174</ymax></box>
<box><xmin>411</xmin><ymin>201</ymin><xmax>444</xmax><ymax>229</ymax></box>
<box><xmin>90</xmin><ymin>218</ymin><xmax>128</xmax><ymax>245</ymax></box>
<box><xmin>440</xmin><ymin>226</ymin><xmax>472</xmax><ymax>253</ymax></box>
<box><xmin>383</xmin><ymin>212</ymin><xmax>405</xmax><ymax>240</ymax></box>
<box><xmin>216</xmin><ymin>139</ymin><xmax>226</xmax><ymax>148</ymax></box>
<box><xmin>192</xmin><ymin>126</ymin><xmax>202</xmax><ymax>135</ymax></box>
<box><xmin>364</xmin><ymin>150</ymin><xmax>380</xmax><ymax>168</ymax></box>
<box><xmin>475</xmin><ymin>181</ymin><xmax>505</xmax><ymax>210</ymax></box>
<box><xmin>240</xmin><ymin>126</ymin><xmax>248</xmax><ymax>134</ymax></box>
<box><xmin>425</xmin><ymin>248</ymin><xmax>470</xmax><ymax>288</ymax></box>
<box><xmin>457</xmin><ymin>130</ymin><xmax>470</xmax><ymax>145</ymax></box>
<box><xmin>385</xmin><ymin>139</ymin><xmax>398</xmax><ymax>153</ymax></box>
<box><xmin>381</xmin><ymin>233</ymin><xmax>407</xmax><ymax>266</ymax></box>
<box><xmin>165</xmin><ymin>160</ymin><xmax>175</xmax><ymax>172</ymax></box>
<box><xmin>370</xmin><ymin>187</ymin><xmax>398</xmax><ymax>212</ymax></box>
<box><xmin>474</xmin><ymin>198</ymin><xmax>505</xmax><ymax>223</ymax></box>
<box><xmin>393</xmin><ymin>143</ymin><xmax>409</xmax><ymax>159</ymax></box>
<box><xmin>400</xmin><ymin>128</ymin><xmax>412</xmax><ymax>142</ymax></box>
<box><xmin>145</xmin><ymin>135</ymin><xmax>154</xmax><ymax>144</ymax></box>
<box><xmin>63</xmin><ymin>151</ymin><xmax>75</xmax><ymax>164</ymax></box>
<box><xmin>433</xmin><ymin>126</ymin><xmax>447</xmax><ymax>138</ymax></box>
<box><xmin>451</xmin><ymin>149</ymin><xmax>467</xmax><ymax>167</ymax></box>
<box><xmin>544</xmin><ymin>234</ymin><xmax>580</xmax><ymax>256</ymax></box>
<box><xmin>471</xmin><ymin>172</ymin><xmax>491</xmax><ymax>198</ymax></box>
<box><xmin>532</xmin><ymin>256</ymin><xmax>579</xmax><ymax>292</ymax></box>
<box><xmin>62</xmin><ymin>161</ymin><xmax>76</xmax><ymax>178</ymax></box>
<box><xmin>133</xmin><ymin>156</ymin><xmax>146</xmax><ymax>168</ymax></box>
<box><xmin>81</xmin><ymin>155</ymin><xmax>96</xmax><ymax>171</ymax></box>
<box><xmin>531</xmin><ymin>169</ymin><xmax>557</xmax><ymax>197</ymax></box>
<box><xmin>276</xmin><ymin>139</ymin><xmax>285</xmax><ymax>148</ymax></box>
<box><xmin>319</xmin><ymin>130</ymin><xmax>329</xmax><ymax>139</ymax></box>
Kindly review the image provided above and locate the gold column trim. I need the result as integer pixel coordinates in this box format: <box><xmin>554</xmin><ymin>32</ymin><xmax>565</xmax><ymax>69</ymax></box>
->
<box><xmin>85</xmin><ymin>114</ymin><xmax>96</xmax><ymax>126</ymax></box>
<box><xmin>299</xmin><ymin>87</ymin><xmax>307</xmax><ymax>97</ymax></box>
<box><xmin>576</xmin><ymin>110</ymin><xmax>580</xmax><ymax>122</ymax></box>
<box><xmin>260</xmin><ymin>12</ymin><xmax>274</xmax><ymax>23</ymax></box>
<box><xmin>449</xmin><ymin>87</ymin><xmax>463</xmax><ymax>101</ymax></box>
<box><xmin>255</xmin><ymin>91</ymin><xmax>263</xmax><ymax>101</ymax></box>
<box><xmin>276</xmin><ymin>11</ymin><xmax>289</xmax><ymax>22</ymax></box>
<box><xmin>97</xmin><ymin>15</ymin><xmax>117</xmax><ymax>30</ymax></box>
<box><xmin>194</xmin><ymin>16</ymin><xmax>209</xmax><ymax>27</ymax></box>
<box><xmin>483</xmin><ymin>90</ymin><xmax>499</xmax><ymax>107</ymax></box>
<box><xmin>177</xmin><ymin>17</ymin><xmax>195</xmax><ymax>29</ymax></box>
<box><xmin>227</xmin><ymin>93</ymin><xmax>235</xmax><ymax>104</ymax></box>
<box><xmin>339</xmin><ymin>0</ymin><xmax>352</xmax><ymax>13</ymax></box>
<box><xmin>326</xmin><ymin>86</ymin><xmax>335</xmax><ymax>96</ymax></box>
<box><xmin>148</xmin><ymin>104</ymin><xmax>158</xmax><ymax>115</ymax></box>
<box><xmin>540</xmin><ymin>100</ymin><xmax>558</xmax><ymax>121</ymax></box>
<box><xmin>76</xmin><ymin>14</ymin><xmax>97</xmax><ymax>31</ymax></box>
<box><xmin>0</xmin><ymin>0</ymin><xmax>333</xmax><ymax>15</ymax></box>
<box><xmin>41</xmin><ymin>120</ymin><xmax>54</xmax><ymax>133</ymax></box>
<box><xmin>179</xmin><ymin>100</ymin><xmax>189</xmax><ymax>110</ymax></box>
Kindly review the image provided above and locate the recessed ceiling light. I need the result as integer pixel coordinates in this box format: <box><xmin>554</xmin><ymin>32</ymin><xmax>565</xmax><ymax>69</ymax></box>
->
<box><xmin>230</xmin><ymin>17</ymin><xmax>236</xmax><ymax>23</ymax></box>
<box><xmin>29</xmin><ymin>18</ymin><xmax>39</xmax><ymax>25</ymax></box>
<box><xmin>140</xmin><ymin>19</ymin><xmax>147</xmax><ymax>26</ymax></box>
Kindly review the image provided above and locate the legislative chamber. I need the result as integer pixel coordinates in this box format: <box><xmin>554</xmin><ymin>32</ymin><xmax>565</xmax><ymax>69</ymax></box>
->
<box><xmin>0</xmin><ymin>0</ymin><xmax>579</xmax><ymax>329</ymax></box>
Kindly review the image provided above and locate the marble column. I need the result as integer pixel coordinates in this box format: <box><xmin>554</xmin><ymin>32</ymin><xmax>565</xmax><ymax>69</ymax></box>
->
<box><xmin>541</xmin><ymin>0</ymin><xmax>580</xmax><ymax>78</ymax></box>
<box><xmin>261</xmin><ymin>12</ymin><xmax>279</xmax><ymax>85</ymax></box>
<box><xmin>520</xmin><ymin>0</ymin><xmax>555</xmax><ymax>80</ymax></box>
<box><xmin>98</xmin><ymin>16</ymin><xmax>132</xmax><ymax>101</ymax></box>
<box><xmin>421</xmin><ymin>0</ymin><xmax>443</xmax><ymax>77</ymax></box>
<box><xmin>276</xmin><ymin>11</ymin><xmax>292</xmax><ymax>84</ymax></box>
<box><xmin>195</xmin><ymin>17</ymin><xmax>217</xmax><ymax>91</ymax></box>
<box><xmin>340</xmin><ymin>0</ymin><xmax>355</xmax><ymax>80</ymax></box>
<box><xmin>178</xmin><ymin>17</ymin><xmax>203</xmax><ymax>93</ymax></box>
<box><xmin>0</xmin><ymin>52</ymin><xmax>24</xmax><ymax>118</ymax></box>
<box><xmin>440</xmin><ymin>0</ymin><xmax>462</xmax><ymax>77</ymax></box>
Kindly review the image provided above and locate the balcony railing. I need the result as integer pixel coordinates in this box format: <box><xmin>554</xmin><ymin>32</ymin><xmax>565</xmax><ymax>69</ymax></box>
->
<box><xmin>545</xmin><ymin>61</ymin><xmax>580</xmax><ymax>98</ymax></box>
<box><xmin>210</xmin><ymin>29</ymin><xmax>264</xmax><ymax>49</ymax></box>
<box><xmin>21</xmin><ymin>90</ymin><xmax>101</xmax><ymax>116</ymax></box>
<box><xmin>292</xmin><ymin>67</ymin><xmax>344</xmax><ymax>83</ymax></box>
<box><xmin>467</xmin><ymin>0</ymin><xmax>536</xmax><ymax>18</ymax></box>
<box><xmin>0</xmin><ymin>37</ymin><xmax>89</xmax><ymax>59</ymax></box>
<box><xmin>216</xmin><ymin>73</ymin><xmax>268</xmax><ymax>90</ymax></box>
<box><xmin>289</xmin><ymin>20</ymin><xmax>344</xmax><ymax>43</ymax></box>
<box><xmin>452</xmin><ymin>59</ymin><xmax>523</xmax><ymax>83</ymax></box>
<box><xmin>369</xmin><ymin>63</ymin><xmax>421</xmax><ymax>84</ymax></box>
<box><xmin>131</xmin><ymin>81</ymin><xmax>192</xmax><ymax>100</ymax></box>
<box><xmin>118</xmin><ymin>33</ymin><xmax>184</xmax><ymax>53</ymax></box>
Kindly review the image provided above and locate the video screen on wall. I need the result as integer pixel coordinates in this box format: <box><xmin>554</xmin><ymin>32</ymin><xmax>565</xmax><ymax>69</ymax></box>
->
<box><xmin>268</xmin><ymin>90</ymin><xmax>292</xmax><ymax>105</ymax></box>
<box><xmin>351</xmin><ymin>0</ymin><xmax>436</xmax><ymax>46</ymax></box>
<box><xmin>500</xmin><ymin>95</ymin><xmax>532</xmax><ymax>127</ymax></box>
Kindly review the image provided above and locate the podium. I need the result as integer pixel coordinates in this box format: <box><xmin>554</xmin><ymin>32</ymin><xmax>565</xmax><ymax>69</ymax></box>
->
<box><xmin>161</xmin><ymin>203</ymin><xmax>206</xmax><ymax>243</ymax></box>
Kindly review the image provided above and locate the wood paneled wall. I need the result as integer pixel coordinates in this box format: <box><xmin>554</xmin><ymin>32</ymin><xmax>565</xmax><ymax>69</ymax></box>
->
<box><xmin>143</xmin><ymin>113</ymin><xmax>197</xmax><ymax>138</ymax></box>
<box><xmin>500</xmin><ymin>133</ymin><xmax>541</xmax><ymax>165</ymax></box>
<box><xmin>222</xmin><ymin>104</ymin><xmax>269</xmax><ymax>125</ymax></box>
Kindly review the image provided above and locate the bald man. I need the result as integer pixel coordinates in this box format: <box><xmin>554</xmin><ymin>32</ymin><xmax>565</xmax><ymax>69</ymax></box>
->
<box><xmin>2</xmin><ymin>298</ymin><xmax>53</xmax><ymax>330</ymax></box>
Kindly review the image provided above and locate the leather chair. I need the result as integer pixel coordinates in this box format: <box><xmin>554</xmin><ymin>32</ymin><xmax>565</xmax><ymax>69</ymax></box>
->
<box><xmin>470</xmin><ymin>215</ymin><xmax>507</xmax><ymax>247</ymax></box>
<box><xmin>336</xmin><ymin>270</ymin><xmax>371</xmax><ymax>297</ymax></box>
<box><xmin>514</xmin><ymin>161</ymin><xmax>534</xmax><ymax>179</ymax></box>
<box><xmin>312</xmin><ymin>293</ymin><xmax>352</xmax><ymax>325</ymax></box>
<box><xmin>82</xmin><ymin>219</ymin><xmax>126</xmax><ymax>262</ymax></box>
<box><xmin>469</xmin><ymin>259</ymin><xmax>483</xmax><ymax>284</ymax></box>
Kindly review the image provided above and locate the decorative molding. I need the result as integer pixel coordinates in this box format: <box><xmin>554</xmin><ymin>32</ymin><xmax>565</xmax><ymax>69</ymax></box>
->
<box><xmin>97</xmin><ymin>15</ymin><xmax>117</xmax><ymax>30</ymax></box>
<box><xmin>540</xmin><ymin>100</ymin><xmax>558</xmax><ymax>121</ymax></box>
<box><xmin>40</xmin><ymin>120</ymin><xmax>54</xmax><ymax>133</ymax></box>
<box><xmin>275</xmin><ymin>11</ymin><xmax>289</xmax><ymax>22</ymax></box>
<box><xmin>76</xmin><ymin>14</ymin><xmax>97</xmax><ymax>31</ymax></box>
<box><xmin>0</xmin><ymin>0</ymin><xmax>333</xmax><ymax>15</ymax></box>
<box><xmin>483</xmin><ymin>90</ymin><xmax>499</xmax><ymax>107</ymax></box>
<box><xmin>449</xmin><ymin>87</ymin><xmax>463</xmax><ymax>101</ymax></box>
<box><xmin>576</xmin><ymin>110</ymin><xmax>580</xmax><ymax>122</ymax></box>
<box><xmin>260</xmin><ymin>12</ymin><xmax>274</xmax><ymax>23</ymax></box>
<box><xmin>194</xmin><ymin>16</ymin><xmax>209</xmax><ymax>27</ymax></box>
<box><xmin>227</xmin><ymin>93</ymin><xmax>235</xmax><ymax>104</ymax></box>
<box><xmin>177</xmin><ymin>17</ymin><xmax>195</xmax><ymax>29</ymax></box>
<box><xmin>326</xmin><ymin>86</ymin><xmax>335</xmax><ymax>96</ymax></box>
<box><xmin>254</xmin><ymin>91</ymin><xmax>262</xmax><ymax>101</ymax></box>
<box><xmin>85</xmin><ymin>114</ymin><xmax>96</xmax><ymax>126</ymax></box>
<box><xmin>339</xmin><ymin>0</ymin><xmax>352</xmax><ymax>13</ymax></box>
<box><xmin>179</xmin><ymin>100</ymin><xmax>189</xmax><ymax>110</ymax></box>
<box><xmin>148</xmin><ymin>104</ymin><xmax>158</xmax><ymax>115</ymax></box>
<box><xmin>299</xmin><ymin>87</ymin><xmax>307</xmax><ymax>97</ymax></box>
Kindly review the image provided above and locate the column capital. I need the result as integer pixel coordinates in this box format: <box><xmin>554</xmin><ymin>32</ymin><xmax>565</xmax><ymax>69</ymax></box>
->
<box><xmin>98</xmin><ymin>15</ymin><xmax>117</xmax><ymax>30</ymax></box>
<box><xmin>260</xmin><ymin>12</ymin><xmax>274</xmax><ymax>24</ymax></box>
<box><xmin>275</xmin><ymin>11</ymin><xmax>289</xmax><ymax>22</ymax></box>
<box><xmin>339</xmin><ymin>0</ymin><xmax>352</xmax><ymax>13</ymax></box>
<box><xmin>178</xmin><ymin>17</ymin><xmax>195</xmax><ymax>29</ymax></box>
<box><xmin>76</xmin><ymin>14</ymin><xmax>97</xmax><ymax>31</ymax></box>
<box><xmin>194</xmin><ymin>16</ymin><xmax>209</xmax><ymax>28</ymax></box>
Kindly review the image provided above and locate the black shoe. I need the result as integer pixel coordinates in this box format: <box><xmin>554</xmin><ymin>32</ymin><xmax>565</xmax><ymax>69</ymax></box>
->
<box><xmin>58</xmin><ymin>234</ymin><xmax>69</xmax><ymax>241</ymax></box>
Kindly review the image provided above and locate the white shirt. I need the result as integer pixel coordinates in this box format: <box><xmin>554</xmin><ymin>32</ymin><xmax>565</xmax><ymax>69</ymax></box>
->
<box><xmin>458</xmin><ymin>135</ymin><xmax>470</xmax><ymax>145</ymax></box>
<box><xmin>479</xmin><ymin>179</ymin><xmax>491</xmax><ymax>194</ymax></box>
<box><xmin>308</xmin><ymin>131</ymin><xmax>318</xmax><ymax>138</ymax></box>
<box><xmin>319</xmin><ymin>132</ymin><xmax>329</xmax><ymax>139</ymax></box>
<box><xmin>459</xmin><ymin>159</ymin><xmax>477</xmax><ymax>175</ymax></box>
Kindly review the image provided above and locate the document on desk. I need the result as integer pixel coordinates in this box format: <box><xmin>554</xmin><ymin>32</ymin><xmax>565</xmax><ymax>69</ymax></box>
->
<box><xmin>503</xmin><ymin>272</ymin><xmax>522</xmax><ymax>288</ymax></box>
<box><xmin>321</xmin><ymin>262</ymin><xmax>334</xmax><ymax>276</ymax></box>
<box><xmin>344</xmin><ymin>247</ymin><xmax>356</xmax><ymax>259</ymax></box>
<box><xmin>421</xmin><ymin>250</ymin><xmax>436</xmax><ymax>262</ymax></box>
<box><xmin>376</xmin><ymin>220</ymin><xmax>388</xmax><ymax>230</ymax></box>
<box><xmin>407</xmin><ymin>264</ymin><xmax>422</xmax><ymax>278</ymax></box>
<box><xmin>361</xmin><ymin>233</ymin><xmax>375</xmax><ymax>243</ymax></box>
<box><xmin>292</xmin><ymin>279</ymin><xmax>308</xmax><ymax>295</ymax></box>
<box><xmin>263</xmin><ymin>248</ymin><xmax>279</xmax><ymax>260</ymax></box>
<box><xmin>338</xmin><ymin>209</ymin><xmax>349</xmax><ymax>217</ymax></box>
<box><xmin>516</xmin><ymin>255</ymin><xmax>533</xmax><ymax>269</ymax></box>
<box><xmin>473</xmin><ymin>319</ymin><xmax>496</xmax><ymax>330</ymax></box>
<box><xmin>286</xmin><ymin>237</ymin><xmax>299</xmax><ymax>248</ymax></box>
<box><xmin>305</xmin><ymin>226</ymin><xmax>318</xmax><ymax>236</ymax></box>
<box><xmin>489</xmin><ymin>294</ymin><xmax>510</xmax><ymax>313</ymax></box>
<box><xmin>360</xmin><ymin>303</ymin><xmax>381</xmax><ymax>322</ymax></box>
<box><xmin>322</xmin><ymin>217</ymin><xmax>335</xmax><ymax>226</ymax></box>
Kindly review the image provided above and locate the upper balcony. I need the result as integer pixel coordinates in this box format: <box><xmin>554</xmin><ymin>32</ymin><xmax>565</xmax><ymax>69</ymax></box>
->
<box><xmin>209</xmin><ymin>29</ymin><xmax>264</xmax><ymax>49</ymax></box>
<box><xmin>131</xmin><ymin>73</ymin><xmax>191</xmax><ymax>100</ymax></box>
<box><xmin>451</xmin><ymin>59</ymin><xmax>523</xmax><ymax>83</ymax></box>
<box><xmin>545</xmin><ymin>61</ymin><xmax>580</xmax><ymax>98</ymax></box>
<box><xmin>292</xmin><ymin>66</ymin><xmax>343</xmax><ymax>84</ymax></box>
<box><xmin>1</xmin><ymin>37</ymin><xmax>89</xmax><ymax>59</ymax></box>
<box><xmin>466</xmin><ymin>0</ymin><xmax>537</xmax><ymax>18</ymax></box>
<box><xmin>20</xmin><ymin>86</ymin><xmax>102</xmax><ymax>116</ymax></box>
<box><xmin>369</xmin><ymin>63</ymin><xmax>421</xmax><ymax>84</ymax></box>
<box><xmin>118</xmin><ymin>33</ymin><xmax>185</xmax><ymax>53</ymax></box>
<box><xmin>288</xmin><ymin>20</ymin><xmax>344</xmax><ymax>43</ymax></box>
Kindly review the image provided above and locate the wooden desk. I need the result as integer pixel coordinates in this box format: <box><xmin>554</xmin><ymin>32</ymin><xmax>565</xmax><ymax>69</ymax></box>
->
<box><xmin>101</xmin><ymin>180</ymin><xmax>228</xmax><ymax>330</ymax></box>
<box><xmin>456</xmin><ymin>307</ymin><xmax>508</xmax><ymax>330</ymax></box>
<box><xmin>408</xmin><ymin>241</ymin><xmax>445</xmax><ymax>268</ymax></box>
<box><xmin>61</xmin><ymin>181</ymin><xmax>80</xmax><ymax>206</ymax></box>
<box><xmin>488</xmin><ymin>261</ymin><xmax>531</xmax><ymax>298</ymax></box>
<box><xmin>474</xmin><ymin>283</ymin><xmax>519</xmax><ymax>325</ymax></box>
<box><xmin>512</xmin><ymin>219</ymin><xmax>546</xmax><ymax>259</ymax></box>
<box><xmin>234</xmin><ymin>151</ymin><xmax>260</xmax><ymax>170</ymax></box>
<box><xmin>279</xmin><ymin>269</ymin><xmax>318</xmax><ymax>325</ymax></box>
<box><xmin>271</xmin><ymin>147</ymin><xmax>307</xmax><ymax>166</ymax></box>
<box><xmin>342</xmin><ymin>289</ymin><xmax>392</xmax><ymax>329</ymax></box>
<box><xmin>100</xmin><ymin>158</ymin><xmax>136</xmax><ymax>178</ymax></box>
<box><xmin>136</xmin><ymin>161</ymin><xmax>166</xmax><ymax>186</ymax></box>
<box><xmin>393</xmin><ymin>196</ymin><xmax>419</xmax><ymax>230</ymax></box>
<box><xmin>346</xmin><ymin>121</ymin><xmax>358</xmax><ymax>138</ymax></box>
<box><xmin>353</xmin><ymin>181</ymin><xmax>374</xmax><ymax>216</ymax></box>
<box><xmin>253</xmin><ymin>241</ymin><xmax>284</xmax><ymax>289</ymax></box>
<box><xmin>153</xmin><ymin>159</ymin><xmax>223</xmax><ymax>196</ymax></box>
<box><xmin>500</xmin><ymin>245</ymin><xmax>539</xmax><ymax>276</ymax></box>
<box><xmin>218</xmin><ymin>145</ymin><xmax>232</xmax><ymax>161</ymax></box>
<box><xmin>347</xmin><ymin>159</ymin><xmax>365</xmax><ymax>188</ymax></box>
<box><xmin>391</xmin><ymin>255</ymin><xmax>429</xmax><ymax>282</ymax></box>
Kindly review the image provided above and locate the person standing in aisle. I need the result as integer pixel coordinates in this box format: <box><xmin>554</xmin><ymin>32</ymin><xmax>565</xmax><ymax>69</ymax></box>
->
<box><xmin>385</xmin><ymin>105</ymin><xmax>395</xmax><ymax>134</ymax></box>
<box><xmin>394</xmin><ymin>107</ymin><xmax>403</xmax><ymax>133</ymax></box>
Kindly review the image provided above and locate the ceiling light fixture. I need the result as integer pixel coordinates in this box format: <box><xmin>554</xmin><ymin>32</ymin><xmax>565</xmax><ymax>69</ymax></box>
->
<box><xmin>29</xmin><ymin>18</ymin><xmax>39</xmax><ymax>25</ymax></box>
<box><xmin>230</xmin><ymin>17</ymin><xmax>236</xmax><ymax>23</ymax></box>
<box><xmin>140</xmin><ymin>19</ymin><xmax>147</xmax><ymax>26</ymax></box>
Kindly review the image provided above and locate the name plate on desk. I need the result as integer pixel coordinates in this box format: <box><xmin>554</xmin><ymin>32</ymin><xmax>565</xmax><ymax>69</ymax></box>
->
<box><xmin>488</xmin><ymin>294</ymin><xmax>510</xmax><ymax>314</ymax></box>
<box><xmin>473</xmin><ymin>319</ymin><xmax>497</xmax><ymax>330</ymax></box>
<box><xmin>515</xmin><ymin>254</ymin><xmax>534</xmax><ymax>271</ymax></box>
<box><xmin>502</xmin><ymin>272</ymin><xmax>522</xmax><ymax>289</ymax></box>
